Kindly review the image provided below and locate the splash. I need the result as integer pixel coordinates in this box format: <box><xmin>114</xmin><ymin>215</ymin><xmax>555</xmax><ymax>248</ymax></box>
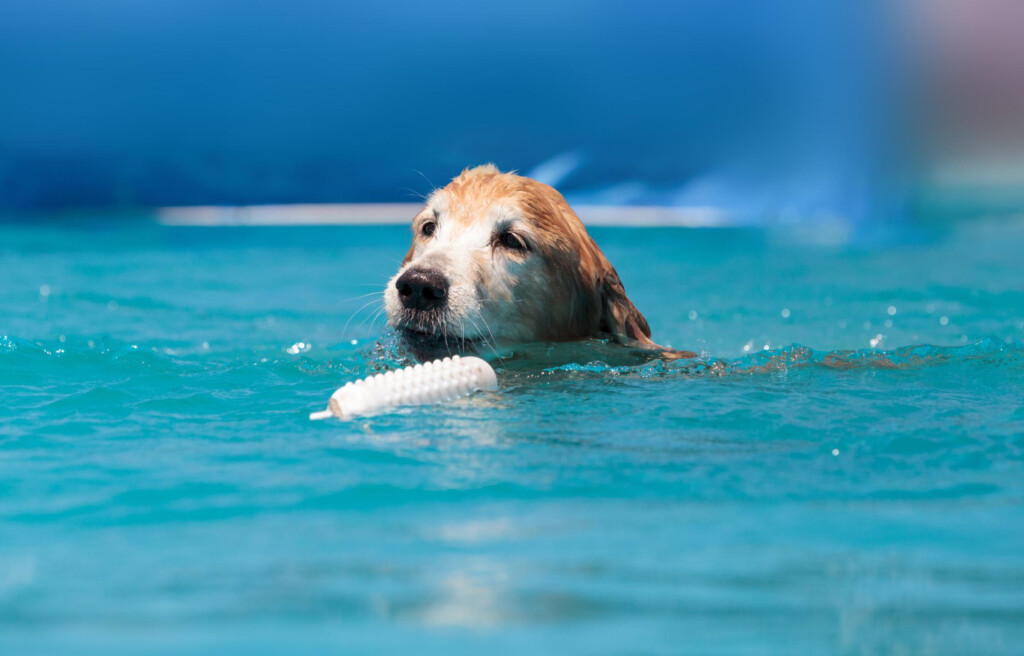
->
<box><xmin>364</xmin><ymin>328</ymin><xmax>1024</xmax><ymax>381</ymax></box>
<box><xmin>540</xmin><ymin>338</ymin><xmax>1024</xmax><ymax>379</ymax></box>
<box><xmin>6</xmin><ymin>333</ymin><xmax>1022</xmax><ymax>388</ymax></box>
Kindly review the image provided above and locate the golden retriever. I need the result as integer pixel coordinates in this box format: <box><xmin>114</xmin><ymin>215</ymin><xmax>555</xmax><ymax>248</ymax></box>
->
<box><xmin>384</xmin><ymin>164</ymin><xmax>694</xmax><ymax>361</ymax></box>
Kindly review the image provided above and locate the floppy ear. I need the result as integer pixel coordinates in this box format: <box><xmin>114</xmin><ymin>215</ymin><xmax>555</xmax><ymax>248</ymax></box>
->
<box><xmin>599</xmin><ymin>268</ymin><xmax>655</xmax><ymax>346</ymax></box>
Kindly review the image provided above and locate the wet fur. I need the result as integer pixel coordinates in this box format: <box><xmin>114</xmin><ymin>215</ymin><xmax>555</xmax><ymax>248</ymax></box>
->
<box><xmin>385</xmin><ymin>165</ymin><xmax>695</xmax><ymax>360</ymax></box>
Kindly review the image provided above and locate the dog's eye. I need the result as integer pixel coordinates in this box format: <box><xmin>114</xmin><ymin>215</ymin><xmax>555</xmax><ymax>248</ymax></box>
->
<box><xmin>421</xmin><ymin>221</ymin><xmax>437</xmax><ymax>237</ymax></box>
<box><xmin>498</xmin><ymin>231</ymin><xmax>528</xmax><ymax>252</ymax></box>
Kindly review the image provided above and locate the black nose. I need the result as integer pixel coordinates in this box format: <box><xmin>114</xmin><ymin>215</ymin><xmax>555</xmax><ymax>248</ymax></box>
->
<box><xmin>395</xmin><ymin>268</ymin><xmax>449</xmax><ymax>311</ymax></box>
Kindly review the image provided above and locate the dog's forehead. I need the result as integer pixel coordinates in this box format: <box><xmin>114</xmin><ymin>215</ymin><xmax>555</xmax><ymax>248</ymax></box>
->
<box><xmin>422</xmin><ymin>169</ymin><xmax>587</xmax><ymax>246</ymax></box>
<box><xmin>428</xmin><ymin>187</ymin><xmax>522</xmax><ymax>227</ymax></box>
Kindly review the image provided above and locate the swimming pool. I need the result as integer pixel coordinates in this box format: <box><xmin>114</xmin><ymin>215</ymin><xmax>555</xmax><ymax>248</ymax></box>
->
<box><xmin>2</xmin><ymin>217</ymin><xmax>1023</xmax><ymax>654</ymax></box>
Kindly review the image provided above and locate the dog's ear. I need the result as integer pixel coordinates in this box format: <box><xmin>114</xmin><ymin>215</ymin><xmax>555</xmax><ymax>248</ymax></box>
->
<box><xmin>402</xmin><ymin>244</ymin><xmax>415</xmax><ymax>266</ymax></box>
<box><xmin>599</xmin><ymin>268</ymin><xmax>655</xmax><ymax>346</ymax></box>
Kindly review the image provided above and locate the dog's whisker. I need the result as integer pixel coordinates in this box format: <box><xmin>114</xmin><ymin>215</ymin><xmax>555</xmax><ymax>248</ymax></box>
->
<box><xmin>343</xmin><ymin>298</ymin><xmax>385</xmax><ymax>336</ymax></box>
<box><xmin>411</xmin><ymin>169</ymin><xmax>438</xmax><ymax>194</ymax></box>
<box><xmin>344</xmin><ymin>290</ymin><xmax>388</xmax><ymax>303</ymax></box>
<box><xmin>476</xmin><ymin>313</ymin><xmax>500</xmax><ymax>347</ymax></box>
<box><xmin>469</xmin><ymin>316</ymin><xmax>505</xmax><ymax>363</ymax></box>
<box><xmin>364</xmin><ymin>305</ymin><xmax>389</xmax><ymax>332</ymax></box>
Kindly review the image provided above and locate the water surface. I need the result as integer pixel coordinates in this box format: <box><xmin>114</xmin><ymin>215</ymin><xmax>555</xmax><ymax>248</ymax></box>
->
<box><xmin>2</xmin><ymin>218</ymin><xmax>1023</xmax><ymax>654</ymax></box>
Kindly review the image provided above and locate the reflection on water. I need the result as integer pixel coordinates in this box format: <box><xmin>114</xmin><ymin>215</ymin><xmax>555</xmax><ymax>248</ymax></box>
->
<box><xmin>416</xmin><ymin>558</ymin><xmax>512</xmax><ymax>628</ymax></box>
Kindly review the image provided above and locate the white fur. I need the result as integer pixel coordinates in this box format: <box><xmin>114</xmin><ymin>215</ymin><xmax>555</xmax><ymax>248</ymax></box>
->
<box><xmin>384</xmin><ymin>190</ymin><xmax>546</xmax><ymax>346</ymax></box>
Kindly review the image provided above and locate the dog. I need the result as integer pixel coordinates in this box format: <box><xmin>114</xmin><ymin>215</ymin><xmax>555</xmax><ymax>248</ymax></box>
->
<box><xmin>384</xmin><ymin>164</ymin><xmax>695</xmax><ymax>361</ymax></box>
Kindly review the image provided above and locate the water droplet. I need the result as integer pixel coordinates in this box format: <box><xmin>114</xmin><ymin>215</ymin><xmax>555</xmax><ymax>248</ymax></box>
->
<box><xmin>688</xmin><ymin>310</ymin><xmax>698</xmax><ymax>321</ymax></box>
<box><xmin>884</xmin><ymin>319</ymin><xmax>893</xmax><ymax>328</ymax></box>
<box><xmin>887</xmin><ymin>305</ymin><xmax>897</xmax><ymax>316</ymax></box>
<box><xmin>781</xmin><ymin>308</ymin><xmax>791</xmax><ymax>319</ymax></box>
<box><xmin>831</xmin><ymin>448</ymin><xmax>840</xmax><ymax>456</ymax></box>
<box><xmin>39</xmin><ymin>284</ymin><xmax>51</xmax><ymax>297</ymax></box>
<box><xmin>939</xmin><ymin>316</ymin><xmax>949</xmax><ymax>326</ymax></box>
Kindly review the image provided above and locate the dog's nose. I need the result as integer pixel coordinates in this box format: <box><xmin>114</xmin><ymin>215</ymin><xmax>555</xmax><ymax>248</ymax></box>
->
<box><xmin>395</xmin><ymin>268</ymin><xmax>449</xmax><ymax>311</ymax></box>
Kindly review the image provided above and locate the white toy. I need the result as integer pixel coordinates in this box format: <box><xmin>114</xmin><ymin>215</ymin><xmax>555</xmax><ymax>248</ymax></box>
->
<box><xmin>309</xmin><ymin>355</ymin><xmax>498</xmax><ymax>420</ymax></box>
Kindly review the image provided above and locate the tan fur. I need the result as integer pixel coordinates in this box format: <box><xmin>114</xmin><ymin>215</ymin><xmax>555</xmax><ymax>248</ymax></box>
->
<box><xmin>385</xmin><ymin>165</ymin><xmax>695</xmax><ymax>359</ymax></box>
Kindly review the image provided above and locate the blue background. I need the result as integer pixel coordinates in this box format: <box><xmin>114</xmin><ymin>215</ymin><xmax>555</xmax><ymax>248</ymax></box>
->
<box><xmin>0</xmin><ymin>1</ymin><xmax>891</xmax><ymax>216</ymax></box>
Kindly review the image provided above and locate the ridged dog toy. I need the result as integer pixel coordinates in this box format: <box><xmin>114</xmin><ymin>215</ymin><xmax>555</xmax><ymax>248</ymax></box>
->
<box><xmin>309</xmin><ymin>355</ymin><xmax>498</xmax><ymax>420</ymax></box>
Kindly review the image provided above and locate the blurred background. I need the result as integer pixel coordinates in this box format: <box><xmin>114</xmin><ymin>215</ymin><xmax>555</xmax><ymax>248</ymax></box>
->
<box><xmin>1</xmin><ymin>0</ymin><xmax>1020</xmax><ymax>224</ymax></box>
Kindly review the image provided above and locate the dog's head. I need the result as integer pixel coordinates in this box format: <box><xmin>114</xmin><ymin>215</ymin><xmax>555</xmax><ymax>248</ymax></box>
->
<box><xmin>384</xmin><ymin>165</ymin><xmax>656</xmax><ymax>356</ymax></box>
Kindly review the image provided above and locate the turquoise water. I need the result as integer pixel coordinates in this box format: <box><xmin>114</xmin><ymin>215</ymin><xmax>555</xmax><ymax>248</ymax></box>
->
<box><xmin>2</xmin><ymin>217</ymin><xmax>1024</xmax><ymax>655</ymax></box>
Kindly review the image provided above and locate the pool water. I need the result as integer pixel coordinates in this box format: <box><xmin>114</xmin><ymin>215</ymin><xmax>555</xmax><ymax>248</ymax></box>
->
<box><xmin>2</xmin><ymin>217</ymin><xmax>1023</xmax><ymax>655</ymax></box>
